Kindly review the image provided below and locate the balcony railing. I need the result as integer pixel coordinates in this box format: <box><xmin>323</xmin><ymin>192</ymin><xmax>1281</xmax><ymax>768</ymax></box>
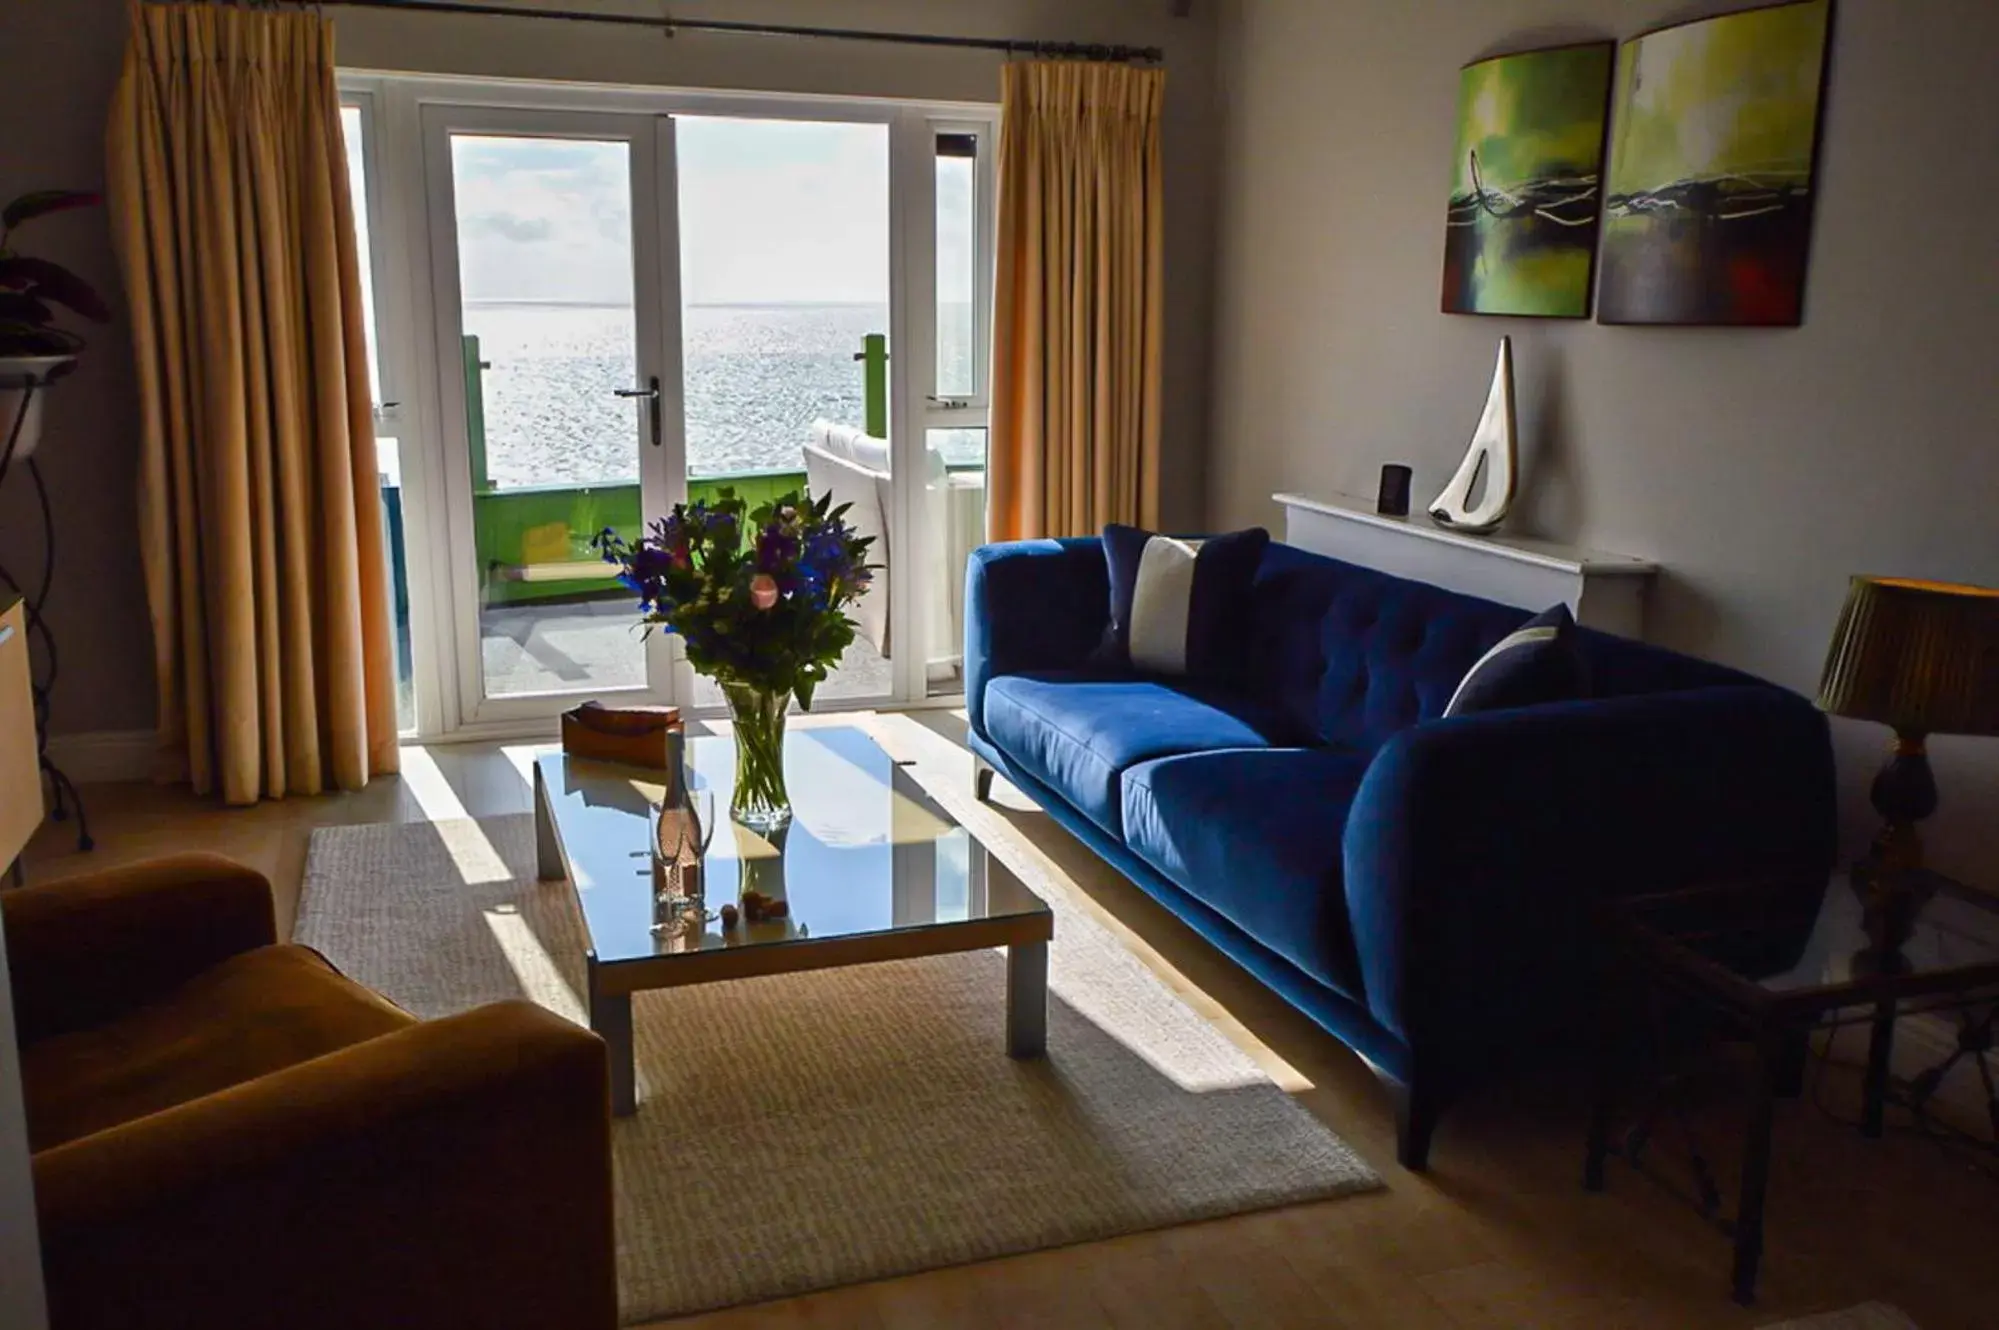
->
<box><xmin>375</xmin><ymin>330</ymin><xmax>982</xmax><ymax>711</ymax></box>
<box><xmin>474</xmin><ymin>470</ymin><xmax>808</xmax><ymax>607</ymax></box>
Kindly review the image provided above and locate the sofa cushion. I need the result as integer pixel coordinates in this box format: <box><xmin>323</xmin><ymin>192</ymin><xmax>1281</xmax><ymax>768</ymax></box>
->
<box><xmin>1123</xmin><ymin>747</ymin><xmax>1372</xmax><ymax>996</ymax></box>
<box><xmin>1095</xmin><ymin>524</ymin><xmax>1269</xmax><ymax>681</ymax></box>
<box><xmin>22</xmin><ymin>943</ymin><xmax>415</xmax><ymax>1152</ymax></box>
<box><xmin>1312</xmin><ymin>567</ymin><xmax>1530</xmax><ymax>752</ymax></box>
<box><xmin>1445</xmin><ymin>604</ymin><xmax>1590</xmax><ymax>715</ymax></box>
<box><xmin>1237</xmin><ymin>544</ymin><xmax>1531</xmax><ymax>750</ymax></box>
<box><xmin>982</xmin><ymin>673</ymin><xmax>1304</xmax><ymax>837</ymax></box>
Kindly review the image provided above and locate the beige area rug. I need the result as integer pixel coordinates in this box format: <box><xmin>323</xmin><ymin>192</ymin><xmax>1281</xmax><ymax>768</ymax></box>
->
<box><xmin>1760</xmin><ymin>1305</ymin><xmax>1920</xmax><ymax>1330</ymax></box>
<box><xmin>296</xmin><ymin>812</ymin><xmax>1380</xmax><ymax>1324</ymax></box>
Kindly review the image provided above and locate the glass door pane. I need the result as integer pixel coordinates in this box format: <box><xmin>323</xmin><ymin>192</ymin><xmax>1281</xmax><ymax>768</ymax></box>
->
<box><xmin>921</xmin><ymin>125</ymin><xmax>996</xmax><ymax>699</ymax></box>
<box><xmin>673</xmin><ymin>115</ymin><xmax>892</xmax><ymax>709</ymax></box>
<box><xmin>339</xmin><ymin>97</ymin><xmax>417</xmax><ymax>731</ymax></box>
<box><xmin>934</xmin><ymin>132</ymin><xmax>980</xmax><ymax>401</ymax></box>
<box><xmin>440</xmin><ymin>128</ymin><xmax>661</xmax><ymax>706</ymax></box>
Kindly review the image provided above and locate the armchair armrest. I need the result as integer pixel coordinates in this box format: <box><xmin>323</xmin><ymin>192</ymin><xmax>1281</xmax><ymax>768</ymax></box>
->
<box><xmin>4</xmin><ymin>853</ymin><xmax>277</xmax><ymax>1045</ymax></box>
<box><xmin>34</xmin><ymin>1000</ymin><xmax>616</xmax><ymax>1330</ymax></box>
<box><xmin>964</xmin><ymin>538</ymin><xmax>1109</xmax><ymax>738</ymax></box>
<box><xmin>1341</xmin><ymin>686</ymin><xmax>1836</xmax><ymax>1076</ymax></box>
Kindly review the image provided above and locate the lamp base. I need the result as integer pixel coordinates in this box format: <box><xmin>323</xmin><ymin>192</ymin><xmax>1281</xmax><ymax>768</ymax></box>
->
<box><xmin>1851</xmin><ymin>730</ymin><xmax>1938</xmax><ymax>963</ymax></box>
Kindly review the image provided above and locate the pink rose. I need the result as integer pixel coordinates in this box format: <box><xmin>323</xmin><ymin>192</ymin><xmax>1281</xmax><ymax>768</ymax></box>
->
<box><xmin>749</xmin><ymin>574</ymin><xmax>779</xmax><ymax>610</ymax></box>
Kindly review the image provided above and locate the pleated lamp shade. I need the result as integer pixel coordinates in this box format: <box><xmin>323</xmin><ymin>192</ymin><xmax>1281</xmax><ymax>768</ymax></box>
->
<box><xmin>1817</xmin><ymin>577</ymin><xmax>1999</xmax><ymax>736</ymax></box>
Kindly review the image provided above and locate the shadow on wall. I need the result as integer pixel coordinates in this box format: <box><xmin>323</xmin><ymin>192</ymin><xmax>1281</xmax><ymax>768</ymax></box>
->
<box><xmin>1512</xmin><ymin>342</ymin><xmax>1580</xmax><ymax>539</ymax></box>
<box><xmin>1637</xmin><ymin>570</ymin><xmax>1723</xmax><ymax>670</ymax></box>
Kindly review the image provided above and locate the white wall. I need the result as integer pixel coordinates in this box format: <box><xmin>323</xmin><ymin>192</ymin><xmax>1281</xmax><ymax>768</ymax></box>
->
<box><xmin>1210</xmin><ymin>0</ymin><xmax>1999</xmax><ymax>882</ymax></box>
<box><xmin>0</xmin><ymin>0</ymin><xmax>1221</xmax><ymax>738</ymax></box>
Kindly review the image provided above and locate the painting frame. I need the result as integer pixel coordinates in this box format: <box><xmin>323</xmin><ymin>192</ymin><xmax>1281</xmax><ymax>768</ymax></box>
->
<box><xmin>1440</xmin><ymin>38</ymin><xmax>1617</xmax><ymax>320</ymax></box>
<box><xmin>1595</xmin><ymin>0</ymin><xmax>1838</xmax><ymax>328</ymax></box>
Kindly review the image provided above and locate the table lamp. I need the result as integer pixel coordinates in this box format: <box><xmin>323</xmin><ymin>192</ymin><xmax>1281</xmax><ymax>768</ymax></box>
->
<box><xmin>1817</xmin><ymin>576</ymin><xmax>1999</xmax><ymax>959</ymax></box>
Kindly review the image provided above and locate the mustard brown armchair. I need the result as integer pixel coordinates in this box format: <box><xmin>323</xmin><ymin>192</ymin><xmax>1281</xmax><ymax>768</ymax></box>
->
<box><xmin>4</xmin><ymin>854</ymin><xmax>618</xmax><ymax>1330</ymax></box>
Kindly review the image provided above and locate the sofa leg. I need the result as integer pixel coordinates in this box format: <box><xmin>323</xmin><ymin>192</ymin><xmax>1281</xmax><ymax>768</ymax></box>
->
<box><xmin>1390</xmin><ymin>1077</ymin><xmax>1444</xmax><ymax>1172</ymax></box>
<box><xmin>972</xmin><ymin>755</ymin><xmax>995</xmax><ymax>803</ymax></box>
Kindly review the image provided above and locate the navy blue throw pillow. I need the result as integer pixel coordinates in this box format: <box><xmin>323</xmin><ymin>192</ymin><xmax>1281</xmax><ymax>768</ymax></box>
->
<box><xmin>1444</xmin><ymin>604</ymin><xmax>1590</xmax><ymax>716</ymax></box>
<box><xmin>1096</xmin><ymin>524</ymin><xmax>1270</xmax><ymax>681</ymax></box>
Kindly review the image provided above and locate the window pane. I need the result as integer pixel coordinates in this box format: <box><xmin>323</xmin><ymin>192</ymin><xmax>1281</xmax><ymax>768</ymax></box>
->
<box><xmin>342</xmin><ymin>104</ymin><xmax>414</xmax><ymax>730</ymax></box>
<box><xmin>448</xmin><ymin>133</ymin><xmax>647</xmax><ymax>702</ymax></box>
<box><xmin>676</xmin><ymin>117</ymin><xmax>892</xmax><ymax>708</ymax></box>
<box><xmin>935</xmin><ymin>141</ymin><xmax>977</xmax><ymax>399</ymax></box>
<box><xmin>677</xmin><ymin>117</ymin><xmax>890</xmax><ymax>483</ymax></box>
<box><xmin>374</xmin><ymin>437</ymin><xmax>416</xmax><ymax>730</ymax></box>
<box><xmin>924</xmin><ymin>428</ymin><xmax>986</xmax><ymax>698</ymax></box>
<box><xmin>338</xmin><ymin>104</ymin><xmax>383</xmax><ymax>406</ymax></box>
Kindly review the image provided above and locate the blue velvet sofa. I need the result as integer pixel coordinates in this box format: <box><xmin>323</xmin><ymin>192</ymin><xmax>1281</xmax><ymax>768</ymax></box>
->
<box><xmin>965</xmin><ymin>536</ymin><xmax>1837</xmax><ymax>1168</ymax></box>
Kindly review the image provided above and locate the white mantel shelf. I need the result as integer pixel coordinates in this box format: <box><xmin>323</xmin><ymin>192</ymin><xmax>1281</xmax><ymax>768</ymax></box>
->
<box><xmin>1275</xmin><ymin>492</ymin><xmax>1659</xmax><ymax>638</ymax></box>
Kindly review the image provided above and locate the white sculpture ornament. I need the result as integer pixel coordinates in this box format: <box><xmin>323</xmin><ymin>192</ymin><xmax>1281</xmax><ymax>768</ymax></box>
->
<box><xmin>1428</xmin><ymin>337</ymin><xmax>1517</xmax><ymax>535</ymax></box>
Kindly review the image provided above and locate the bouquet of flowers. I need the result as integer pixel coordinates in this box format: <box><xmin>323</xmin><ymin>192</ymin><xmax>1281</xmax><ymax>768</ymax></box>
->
<box><xmin>594</xmin><ymin>487</ymin><xmax>874</xmax><ymax>829</ymax></box>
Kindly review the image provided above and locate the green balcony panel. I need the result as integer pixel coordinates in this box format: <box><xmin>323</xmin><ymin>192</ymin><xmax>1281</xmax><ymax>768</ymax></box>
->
<box><xmin>475</xmin><ymin>470</ymin><xmax>808</xmax><ymax>606</ymax></box>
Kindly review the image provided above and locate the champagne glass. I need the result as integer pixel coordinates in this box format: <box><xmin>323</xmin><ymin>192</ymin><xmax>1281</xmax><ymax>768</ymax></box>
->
<box><xmin>651</xmin><ymin>784</ymin><xmax>718</xmax><ymax>934</ymax></box>
<box><xmin>686</xmin><ymin>783</ymin><xmax>718</xmax><ymax>860</ymax></box>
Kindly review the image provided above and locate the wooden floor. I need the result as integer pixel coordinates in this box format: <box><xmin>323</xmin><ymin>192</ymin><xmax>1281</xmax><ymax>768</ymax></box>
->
<box><xmin>19</xmin><ymin>711</ymin><xmax>1998</xmax><ymax>1330</ymax></box>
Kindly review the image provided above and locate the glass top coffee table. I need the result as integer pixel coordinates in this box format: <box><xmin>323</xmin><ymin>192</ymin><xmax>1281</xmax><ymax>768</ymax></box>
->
<box><xmin>532</xmin><ymin>725</ymin><xmax>1053</xmax><ymax>1115</ymax></box>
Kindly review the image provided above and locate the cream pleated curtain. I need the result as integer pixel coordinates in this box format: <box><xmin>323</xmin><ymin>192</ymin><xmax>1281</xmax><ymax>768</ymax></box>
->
<box><xmin>107</xmin><ymin>1</ymin><xmax>398</xmax><ymax>804</ymax></box>
<box><xmin>987</xmin><ymin>61</ymin><xmax>1165</xmax><ymax>541</ymax></box>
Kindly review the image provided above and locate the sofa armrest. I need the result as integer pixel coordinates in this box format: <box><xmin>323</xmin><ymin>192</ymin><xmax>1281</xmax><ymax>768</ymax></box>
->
<box><xmin>3</xmin><ymin>853</ymin><xmax>277</xmax><ymax>1045</ymax></box>
<box><xmin>964</xmin><ymin>538</ymin><xmax>1110</xmax><ymax>738</ymax></box>
<box><xmin>1341</xmin><ymin>686</ymin><xmax>1836</xmax><ymax>1075</ymax></box>
<box><xmin>34</xmin><ymin>1000</ymin><xmax>617</xmax><ymax>1330</ymax></box>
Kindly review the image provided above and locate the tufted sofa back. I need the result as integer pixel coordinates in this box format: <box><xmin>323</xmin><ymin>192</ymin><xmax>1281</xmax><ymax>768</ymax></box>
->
<box><xmin>1243</xmin><ymin>542</ymin><xmax>1749</xmax><ymax>754</ymax></box>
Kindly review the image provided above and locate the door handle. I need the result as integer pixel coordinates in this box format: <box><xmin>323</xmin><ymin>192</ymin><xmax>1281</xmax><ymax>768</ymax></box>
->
<box><xmin>615</xmin><ymin>376</ymin><xmax>662</xmax><ymax>447</ymax></box>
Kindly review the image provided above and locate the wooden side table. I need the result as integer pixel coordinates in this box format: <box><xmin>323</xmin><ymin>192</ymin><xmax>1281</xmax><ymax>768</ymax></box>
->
<box><xmin>1</xmin><ymin>595</ymin><xmax>42</xmax><ymax>882</ymax></box>
<box><xmin>1584</xmin><ymin>872</ymin><xmax>1999</xmax><ymax>1304</ymax></box>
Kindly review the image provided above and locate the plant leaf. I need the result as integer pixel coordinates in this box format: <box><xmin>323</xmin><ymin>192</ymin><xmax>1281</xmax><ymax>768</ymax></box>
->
<box><xmin>0</xmin><ymin>292</ymin><xmax>52</xmax><ymax>326</ymax></box>
<box><xmin>0</xmin><ymin>257</ymin><xmax>109</xmax><ymax>322</ymax></box>
<box><xmin>2</xmin><ymin>190</ymin><xmax>101</xmax><ymax>232</ymax></box>
<box><xmin>0</xmin><ymin>322</ymin><xmax>82</xmax><ymax>356</ymax></box>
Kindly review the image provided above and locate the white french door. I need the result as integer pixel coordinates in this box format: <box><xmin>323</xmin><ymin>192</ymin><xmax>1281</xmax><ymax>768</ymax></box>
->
<box><xmin>422</xmin><ymin>105</ymin><xmax>681</xmax><ymax>726</ymax></box>
<box><xmin>345</xmin><ymin>76</ymin><xmax>995</xmax><ymax>738</ymax></box>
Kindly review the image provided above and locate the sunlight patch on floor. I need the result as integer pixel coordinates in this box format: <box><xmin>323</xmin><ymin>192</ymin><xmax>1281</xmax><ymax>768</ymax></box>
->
<box><xmin>396</xmin><ymin>749</ymin><xmax>513</xmax><ymax>884</ymax></box>
<box><xmin>398</xmin><ymin>746</ymin><xmax>473</xmax><ymax>822</ymax></box>
<box><xmin>481</xmin><ymin>901</ymin><xmax>587</xmax><ymax>1023</ymax></box>
<box><xmin>498</xmin><ymin>742</ymin><xmax>554</xmax><ymax>798</ymax></box>
<box><xmin>866</xmin><ymin>714</ymin><xmax>1319</xmax><ymax>1097</ymax></box>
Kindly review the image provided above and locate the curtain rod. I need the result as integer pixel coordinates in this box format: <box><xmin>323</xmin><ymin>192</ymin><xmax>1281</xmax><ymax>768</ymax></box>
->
<box><xmin>316</xmin><ymin>1</ymin><xmax>1166</xmax><ymax>64</ymax></box>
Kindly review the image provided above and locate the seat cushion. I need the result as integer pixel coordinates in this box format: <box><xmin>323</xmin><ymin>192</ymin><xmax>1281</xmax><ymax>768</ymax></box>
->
<box><xmin>22</xmin><ymin>944</ymin><xmax>415</xmax><ymax>1152</ymax></box>
<box><xmin>982</xmin><ymin>673</ymin><xmax>1306</xmax><ymax>837</ymax></box>
<box><xmin>1123</xmin><ymin>747</ymin><xmax>1372</xmax><ymax>996</ymax></box>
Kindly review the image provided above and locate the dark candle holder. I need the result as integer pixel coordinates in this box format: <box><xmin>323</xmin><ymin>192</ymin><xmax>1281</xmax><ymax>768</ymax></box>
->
<box><xmin>1377</xmin><ymin>464</ymin><xmax>1413</xmax><ymax>517</ymax></box>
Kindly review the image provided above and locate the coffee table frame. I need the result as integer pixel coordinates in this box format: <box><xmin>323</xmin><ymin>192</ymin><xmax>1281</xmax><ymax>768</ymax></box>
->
<box><xmin>534</xmin><ymin>759</ymin><xmax>1052</xmax><ymax>1115</ymax></box>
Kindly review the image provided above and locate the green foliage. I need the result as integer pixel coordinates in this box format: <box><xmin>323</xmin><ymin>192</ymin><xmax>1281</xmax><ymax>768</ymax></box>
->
<box><xmin>0</xmin><ymin>190</ymin><xmax>109</xmax><ymax>360</ymax></box>
<box><xmin>594</xmin><ymin>485</ymin><xmax>877</xmax><ymax>712</ymax></box>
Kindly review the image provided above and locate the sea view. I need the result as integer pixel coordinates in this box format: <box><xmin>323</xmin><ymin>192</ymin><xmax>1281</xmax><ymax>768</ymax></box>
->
<box><xmin>463</xmin><ymin>301</ymin><xmax>978</xmax><ymax>489</ymax></box>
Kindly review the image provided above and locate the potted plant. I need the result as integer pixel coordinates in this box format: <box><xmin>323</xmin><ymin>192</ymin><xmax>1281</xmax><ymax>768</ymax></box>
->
<box><xmin>0</xmin><ymin>190</ymin><xmax>110</xmax><ymax>461</ymax></box>
<box><xmin>595</xmin><ymin>488</ymin><xmax>875</xmax><ymax>832</ymax></box>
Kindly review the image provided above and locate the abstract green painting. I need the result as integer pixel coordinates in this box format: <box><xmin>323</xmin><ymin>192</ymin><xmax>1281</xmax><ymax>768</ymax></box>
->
<box><xmin>1442</xmin><ymin>41</ymin><xmax>1615</xmax><ymax>318</ymax></box>
<box><xmin>1598</xmin><ymin>0</ymin><xmax>1834</xmax><ymax>325</ymax></box>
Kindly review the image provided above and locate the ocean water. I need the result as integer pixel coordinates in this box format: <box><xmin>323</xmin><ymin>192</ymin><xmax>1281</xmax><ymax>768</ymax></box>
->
<box><xmin>463</xmin><ymin>302</ymin><xmax>977</xmax><ymax>489</ymax></box>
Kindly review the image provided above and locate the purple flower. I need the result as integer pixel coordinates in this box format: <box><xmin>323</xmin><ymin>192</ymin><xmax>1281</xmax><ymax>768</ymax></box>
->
<box><xmin>755</xmin><ymin>524</ymin><xmax>799</xmax><ymax>573</ymax></box>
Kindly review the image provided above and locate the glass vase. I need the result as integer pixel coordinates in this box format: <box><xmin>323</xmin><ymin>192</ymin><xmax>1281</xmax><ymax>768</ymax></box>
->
<box><xmin>721</xmin><ymin>681</ymin><xmax>792</xmax><ymax>834</ymax></box>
